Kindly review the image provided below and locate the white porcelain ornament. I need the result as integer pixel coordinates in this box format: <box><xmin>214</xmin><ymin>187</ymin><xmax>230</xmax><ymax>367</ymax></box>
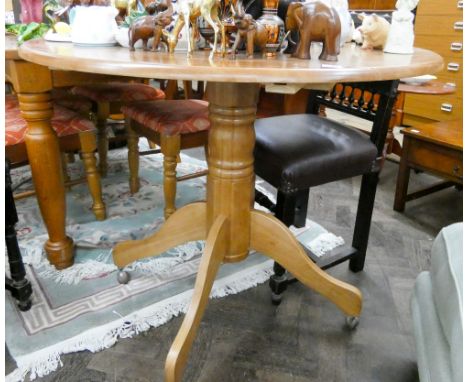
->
<box><xmin>71</xmin><ymin>5</ymin><xmax>119</xmax><ymax>45</ymax></box>
<box><xmin>320</xmin><ymin>0</ymin><xmax>354</xmax><ymax>45</ymax></box>
<box><xmin>384</xmin><ymin>0</ymin><xmax>419</xmax><ymax>54</ymax></box>
<box><xmin>358</xmin><ymin>13</ymin><xmax>390</xmax><ymax>50</ymax></box>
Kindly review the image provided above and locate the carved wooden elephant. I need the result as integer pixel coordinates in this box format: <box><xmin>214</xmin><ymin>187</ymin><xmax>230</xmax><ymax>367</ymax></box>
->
<box><xmin>285</xmin><ymin>1</ymin><xmax>341</xmax><ymax>61</ymax></box>
<box><xmin>128</xmin><ymin>16</ymin><xmax>159</xmax><ymax>51</ymax></box>
<box><xmin>231</xmin><ymin>2</ymin><xmax>269</xmax><ymax>58</ymax></box>
<box><xmin>128</xmin><ymin>8</ymin><xmax>172</xmax><ymax>51</ymax></box>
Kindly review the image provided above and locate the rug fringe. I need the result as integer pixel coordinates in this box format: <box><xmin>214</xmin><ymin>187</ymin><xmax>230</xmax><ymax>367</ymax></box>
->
<box><xmin>6</xmin><ymin>261</ymin><xmax>273</xmax><ymax>382</ymax></box>
<box><xmin>306</xmin><ymin>233</ymin><xmax>345</xmax><ymax>257</ymax></box>
<box><xmin>36</xmin><ymin>259</ymin><xmax>118</xmax><ymax>285</ymax></box>
<box><xmin>33</xmin><ymin>241</ymin><xmax>203</xmax><ymax>285</ymax></box>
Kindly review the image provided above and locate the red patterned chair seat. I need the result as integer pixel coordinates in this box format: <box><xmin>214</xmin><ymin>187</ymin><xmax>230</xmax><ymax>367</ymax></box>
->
<box><xmin>122</xmin><ymin>100</ymin><xmax>210</xmax><ymax>136</ymax></box>
<box><xmin>71</xmin><ymin>82</ymin><xmax>165</xmax><ymax>103</ymax></box>
<box><xmin>5</xmin><ymin>95</ymin><xmax>96</xmax><ymax>147</ymax></box>
<box><xmin>52</xmin><ymin>88</ymin><xmax>93</xmax><ymax>114</ymax></box>
<box><xmin>55</xmin><ymin>98</ymin><xmax>93</xmax><ymax>114</ymax></box>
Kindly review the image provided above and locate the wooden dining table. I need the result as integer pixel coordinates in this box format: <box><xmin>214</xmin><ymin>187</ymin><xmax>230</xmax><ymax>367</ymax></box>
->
<box><xmin>14</xmin><ymin>38</ymin><xmax>442</xmax><ymax>381</ymax></box>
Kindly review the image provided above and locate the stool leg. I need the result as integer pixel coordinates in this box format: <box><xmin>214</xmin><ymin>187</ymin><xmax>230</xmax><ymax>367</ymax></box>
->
<box><xmin>164</xmin><ymin>80</ymin><xmax>178</xmax><ymax>100</ymax></box>
<box><xmin>161</xmin><ymin>134</ymin><xmax>181</xmax><ymax>219</ymax></box>
<box><xmin>204</xmin><ymin>143</ymin><xmax>209</xmax><ymax>161</ymax></box>
<box><xmin>147</xmin><ymin>139</ymin><xmax>157</xmax><ymax>149</ymax></box>
<box><xmin>67</xmin><ymin>152</ymin><xmax>75</xmax><ymax>163</ymax></box>
<box><xmin>183</xmin><ymin>81</ymin><xmax>193</xmax><ymax>99</ymax></box>
<box><xmin>269</xmin><ymin>191</ymin><xmax>298</xmax><ymax>305</ymax></box>
<box><xmin>96</xmin><ymin>102</ymin><xmax>110</xmax><ymax>177</ymax></box>
<box><xmin>393</xmin><ymin>138</ymin><xmax>411</xmax><ymax>212</ymax></box>
<box><xmin>61</xmin><ymin>152</ymin><xmax>71</xmax><ymax>190</ymax></box>
<box><xmin>5</xmin><ymin>159</ymin><xmax>32</xmax><ymax>311</ymax></box>
<box><xmin>349</xmin><ymin>172</ymin><xmax>379</xmax><ymax>272</ymax></box>
<box><xmin>79</xmin><ymin>132</ymin><xmax>106</xmax><ymax>221</ymax></box>
<box><xmin>126</xmin><ymin>118</ymin><xmax>140</xmax><ymax>194</ymax></box>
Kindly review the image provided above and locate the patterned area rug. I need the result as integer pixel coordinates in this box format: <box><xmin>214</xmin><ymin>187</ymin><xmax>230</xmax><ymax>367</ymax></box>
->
<box><xmin>5</xmin><ymin>143</ymin><xmax>344</xmax><ymax>381</ymax></box>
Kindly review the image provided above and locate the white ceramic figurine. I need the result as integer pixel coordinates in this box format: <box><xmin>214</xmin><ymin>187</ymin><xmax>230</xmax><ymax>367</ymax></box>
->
<box><xmin>384</xmin><ymin>0</ymin><xmax>419</xmax><ymax>54</ymax></box>
<box><xmin>358</xmin><ymin>13</ymin><xmax>390</xmax><ymax>50</ymax></box>
<box><xmin>320</xmin><ymin>0</ymin><xmax>354</xmax><ymax>45</ymax></box>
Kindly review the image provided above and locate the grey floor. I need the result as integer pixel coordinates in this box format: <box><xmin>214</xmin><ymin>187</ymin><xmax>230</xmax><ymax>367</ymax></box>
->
<box><xmin>5</xmin><ymin>148</ymin><xmax>462</xmax><ymax>382</ymax></box>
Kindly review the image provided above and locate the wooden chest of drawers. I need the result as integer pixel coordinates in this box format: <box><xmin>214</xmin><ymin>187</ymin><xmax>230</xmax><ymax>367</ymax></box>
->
<box><xmin>393</xmin><ymin>120</ymin><xmax>463</xmax><ymax>211</ymax></box>
<box><xmin>403</xmin><ymin>0</ymin><xmax>463</xmax><ymax>125</ymax></box>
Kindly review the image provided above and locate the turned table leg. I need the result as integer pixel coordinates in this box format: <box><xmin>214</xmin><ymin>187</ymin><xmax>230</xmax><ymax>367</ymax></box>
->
<box><xmin>18</xmin><ymin>92</ymin><xmax>74</xmax><ymax>269</ymax></box>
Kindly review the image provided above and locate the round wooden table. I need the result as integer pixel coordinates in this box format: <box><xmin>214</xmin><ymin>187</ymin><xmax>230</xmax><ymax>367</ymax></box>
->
<box><xmin>18</xmin><ymin>39</ymin><xmax>443</xmax><ymax>382</ymax></box>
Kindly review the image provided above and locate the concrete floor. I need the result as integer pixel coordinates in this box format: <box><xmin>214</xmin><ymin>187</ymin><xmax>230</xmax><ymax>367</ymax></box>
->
<box><xmin>5</xmin><ymin>147</ymin><xmax>462</xmax><ymax>382</ymax></box>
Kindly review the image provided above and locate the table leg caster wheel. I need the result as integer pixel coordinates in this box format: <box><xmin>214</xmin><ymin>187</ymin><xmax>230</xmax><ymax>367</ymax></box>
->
<box><xmin>345</xmin><ymin>316</ymin><xmax>359</xmax><ymax>330</ymax></box>
<box><xmin>117</xmin><ymin>270</ymin><xmax>130</xmax><ymax>284</ymax></box>
<box><xmin>271</xmin><ymin>292</ymin><xmax>283</xmax><ymax>306</ymax></box>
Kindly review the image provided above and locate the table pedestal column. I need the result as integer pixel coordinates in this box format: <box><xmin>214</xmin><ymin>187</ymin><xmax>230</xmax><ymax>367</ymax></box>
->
<box><xmin>113</xmin><ymin>82</ymin><xmax>362</xmax><ymax>382</ymax></box>
<box><xmin>205</xmin><ymin>82</ymin><xmax>258</xmax><ymax>261</ymax></box>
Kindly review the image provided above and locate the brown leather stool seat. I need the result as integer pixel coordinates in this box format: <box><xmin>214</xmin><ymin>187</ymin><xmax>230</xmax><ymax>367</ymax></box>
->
<box><xmin>254</xmin><ymin>114</ymin><xmax>378</xmax><ymax>191</ymax></box>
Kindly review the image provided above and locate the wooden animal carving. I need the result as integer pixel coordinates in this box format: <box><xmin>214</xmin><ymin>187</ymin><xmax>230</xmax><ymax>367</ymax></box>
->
<box><xmin>114</xmin><ymin>0</ymin><xmax>137</xmax><ymax>23</ymax></box>
<box><xmin>285</xmin><ymin>1</ymin><xmax>341</xmax><ymax>61</ymax></box>
<box><xmin>231</xmin><ymin>2</ymin><xmax>269</xmax><ymax>58</ymax></box>
<box><xmin>80</xmin><ymin>0</ymin><xmax>111</xmax><ymax>6</ymax></box>
<box><xmin>166</xmin><ymin>0</ymin><xmax>225</xmax><ymax>58</ymax></box>
<box><xmin>128</xmin><ymin>2</ymin><xmax>173</xmax><ymax>51</ymax></box>
<box><xmin>145</xmin><ymin>0</ymin><xmax>170</xmax><ymax>15</ymax></box>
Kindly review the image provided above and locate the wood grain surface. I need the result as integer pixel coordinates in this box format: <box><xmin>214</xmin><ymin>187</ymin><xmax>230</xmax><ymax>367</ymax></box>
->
<box><xmin>18</xmin><ymin>39</ymin><xmax>444</xmax><ymax>85</ymax></box>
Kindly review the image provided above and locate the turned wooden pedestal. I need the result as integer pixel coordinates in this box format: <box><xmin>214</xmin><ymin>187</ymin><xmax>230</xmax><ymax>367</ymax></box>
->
<box><xmin>113</xmin><ymin>82</ymin><xmax>362</xmax><ymax>382</ymax></box>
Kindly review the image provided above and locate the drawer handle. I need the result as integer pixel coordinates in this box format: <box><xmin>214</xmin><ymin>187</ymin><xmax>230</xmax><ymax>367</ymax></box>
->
<box><xmin>447</xmin><ymin>62</ymin><xmax>460</xmax><ymax>71</ymax></box>
<box><xmin>441</xmin><ymin>103</ymin><xmax>453</xmax><ymax>112</ymax></box>
<box><xmin>454</xmin><ymin>21</ymin><xmax>463</xmax><ymax>30</ymax></box>
<box><xmin>453</xmin><ymin>165</ymin><xmax>461</xmax><ymax>175</ymax></box>
<box><xmin>458</xmin><ymin>1</ymin><xmax>463</xmax><ymax>8</ymax></box>
<box><xmin>451</xmin><ymin>42</ymin><xmax>463</xmax><ymax>51</ymax></box>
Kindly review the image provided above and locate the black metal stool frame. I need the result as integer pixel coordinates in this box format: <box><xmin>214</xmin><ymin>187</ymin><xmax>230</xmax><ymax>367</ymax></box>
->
<box><xmin>5</xmin><ymin>159</ymin><xmax>33</xmax><ymax>311</ymax></box>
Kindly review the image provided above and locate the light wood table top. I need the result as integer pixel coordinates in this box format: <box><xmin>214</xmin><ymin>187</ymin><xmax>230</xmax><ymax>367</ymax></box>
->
<box><xmin>19</xmin><ymin>38</ymin><xmax>444</xmax><ymax>84</ymax></box>
<box><xmin>5</xmin><ymin>34</ymin><xmax>21</xmax><ymax>60</ymax></box>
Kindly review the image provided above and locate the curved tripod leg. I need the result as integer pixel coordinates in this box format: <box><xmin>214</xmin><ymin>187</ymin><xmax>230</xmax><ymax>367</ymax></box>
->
<box><xmin>113</xmin><ymin>202</ymin><xmax>207</xmax><ymax>268</ymax></box>
<box><xmin>250</xmin><ymin>210</ymin><xmax>362</xmax><ymax>317</ymax></box>
<box><xmin>165</xmin><ymin>215</ymin><xmax>228</xmax><ymax>382</ymax></box>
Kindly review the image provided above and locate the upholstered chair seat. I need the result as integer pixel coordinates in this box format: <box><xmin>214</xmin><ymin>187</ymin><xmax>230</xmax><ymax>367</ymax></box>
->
<box><xmin>5</xmin><ymin>95</ymin><xmax>96</xmax><ymax>146</ymax></box>
<box><xmin>122</xmin><ymin>99</ymin><xmax>210</xmax><ymax>219</ymax></box>
<box><xmin>121</xmin><ymin>100</ymin><xmax>210</xmax><ymax>136</ymax></box>
<box><xmin>51</xmin><ymin>88</ymin><xmax>94</xmax><ymax>114</ymax></box>
<box><xmin>70</xmin><ymin>82</ymin><xmax>165</xmax><ymax>177</ymax></box>
<box><xmin>71</xmin><ymin>82</ymin><xmax>165</xmax><ymax>103</ymax></box>
<box><xmin>5</xmin><ymin>95</ymin><xmax>106</xmax><ymax>220</ymax></box>
<box><xmin>54</xmin><ymin>97</ymin><xmax>93</xmax><ymax>114</ymax></box>
<box><xmin>255</xmin><ymin>114</ymin><xmax>378</xmax><ymax>192</ymax></box>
